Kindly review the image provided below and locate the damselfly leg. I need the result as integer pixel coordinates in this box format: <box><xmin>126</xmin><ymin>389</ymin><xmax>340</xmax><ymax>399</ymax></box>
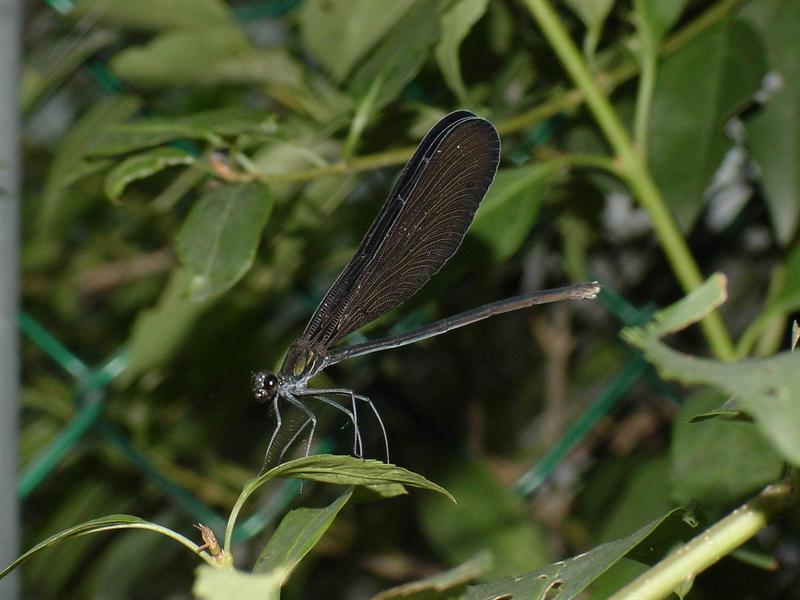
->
<box><xmin>299</xmin><ymin>388</ymin><xmax>390</xmax><ymax>463</ymax></box>
<box><xmin>259</xmin><ymin>393</ymin><xmax>316</xmax><ymax>475</ymax></box>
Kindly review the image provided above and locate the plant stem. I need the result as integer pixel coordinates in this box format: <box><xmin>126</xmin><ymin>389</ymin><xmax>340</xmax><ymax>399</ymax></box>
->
<box><xmin>232</xmin><ymin>0</ymin><xmax>740</xmax><ymax>188</ymax></box>
<box><xmin>561</xmin><ymin>152</ymin><xmax>619</xmax><ymax>174</ymax></box>
<box><xmin>735</xmin><ymin>262</ymin><xmax>788</xmax><ymax>358</ymax></box>
<box><xmin>522</xmin><ymin>0</ymin><xmax>735</xmax><ymax>360</ymax></box>
<box><xmin>246</xmin><ymin>146</ymin><xmax>413</xmax><ymax>184</ymax></box>
<box><xmin>610</xmin><ymin>481</ymin><xmax>795</xmax><ymax>600</ymax></box>
<box><xmin>661</xmin><ymin>0</ymin><xmax>743</xmax><ymax>56</ymax></box>
<box><xmin>632</xmin><ymin>48</ymin><xmax>656</xmax><ymax>157</ymax></box>
<box><xmin>502</xmin><ymin>0</ymin><xmax>744</xmax><ymax>135</ymax></box>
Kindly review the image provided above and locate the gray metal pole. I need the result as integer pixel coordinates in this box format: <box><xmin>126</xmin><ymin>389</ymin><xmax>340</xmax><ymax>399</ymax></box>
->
<box><xmin>0</xmin><ymin>0</ymin><xmax>21</xmax><ymax>597</ymax></box>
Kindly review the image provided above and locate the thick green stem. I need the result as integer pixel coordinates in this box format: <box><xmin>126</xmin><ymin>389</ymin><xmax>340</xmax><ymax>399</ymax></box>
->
<box><xmin>522</xmin><ymin>0</ymin><xmax>735</xmax><ymax>360</ymax></box>
<box><xmin>611</xmin><ymin>481</ymin><xmax>795</xmax><ymax>600</ymax></box>
<box><xmin>500</xmin><ymin>0</ymin><xmax>743</xmax><ymax>136</ymax></box>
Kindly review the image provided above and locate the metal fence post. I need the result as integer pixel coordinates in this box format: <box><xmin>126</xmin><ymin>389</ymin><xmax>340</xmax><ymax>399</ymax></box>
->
<box><xmin>0</xmin><ymin>0</ymin><xmax>21</xmax><ymax>597</ymax></box>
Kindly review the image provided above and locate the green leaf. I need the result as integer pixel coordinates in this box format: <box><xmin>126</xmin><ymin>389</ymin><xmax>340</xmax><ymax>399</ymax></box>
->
<box><xmin>563</xmin><ymin>0</ymin><xmax>614</xmax><ymax>58</ymax></box>
<box><xmin>73</xmin><ymin>0</ymin><xmax>234</xmax><ymax>31</ymax></box>
<box><xmin>193</xmin><ymin>566</ymin><xmax>285</xmax><ymax>600</ymax></box>
<box><xmin>464</xmin><ymin>509</ymin><xmax>697</xmax><ymax>599</ymax></box>
<box><xmin>104</xmin><ymin>147</ymin><xmax>195</xmax><ymax>202</ymax></box>
<box><xmin>642</xmin><ymin>273</ymin><xmax>728</xmax><ymax>337</ymax></box>
<box><xmin>487</xmin><ymin>1</ymin><xmax>514</xmax><ymax>54</ymax></box>
<box><xmin>647</xmin><ymin>18</ymin><xmax>767</xmax><ymax>230</ymax></box>
<box><xmin>225</xmin><ymin>455</ymin><xmax>453</xmax><ymax>552</ymax></box>
<box><xmin>633</xmin><ymin>0</ymin><xmax>689</xmax><ymax>43</ymax></box>
<box><xmin>671</xmin><ymin>391</ymin><xmax>784</xmax><ymax>507</ymax></box>
<box><xmin>741</xmin><ymin>0</ymin><xmax>800</xmax><ymax>244</ymax></box>
<box><xmin>623</xmin><ymin>275</ymin><xmax>800</xmax><ymax>467</ymax></box>
<box><xmin>563</xmin><ymin>0</ymin><xmax>614</xmax><ymax>37</ymax></box>
<box><xmin>470</xmin><ymin>163</ymin><xmax>561</xmax><ymax>261</ymax></box>
<box><xmin>343</xmin><ymin>68</ymin><xmax>386</xmax><ymax>157</ymax></box>
<box><xmin>91</xmin><ymin>107</ymin><xmax>277</xmax><ymax>156</ymax></box>
<box><xmin>110</xmin><ymin>27</ymin><xmax>251</xmax><ymax>88</ymax></box>
<box><xmin>300</xmin><ymin>0</ymin><xmax>419</xmax><ymax>83</ymax></box>
<box><xmin>203</xmin><ymin>48</ymin><xmax>352</xmax><ymax>121</ymax></box>
<box><xmin>372</xmin><ymin>552</ymin><xmax>492</xmax><ymax>600</ymax></box>
<box><xmin>38</xmin><ymin>96</ymin><xmax>142</xmax><ymax>236</ymax></box>
<box><xmin>0</xmin><ymin>514</ymin><xmax>206</xmax><ymax>579</ymax></box>
<box><xmin>253</xmin><ymin>490</ymin><xmax>353</xmax><ymax>578</ymax></box>
<box><xmin>21</xmin><ymin>29</ymin><xmax>119</xmax><ymax>114</ymax></box>
<box><xmin>152</xmin><ymin>165</ymin><xmax>207</xmax><ymax>212</ymax></box>
<box><xmin>419</xmin><ymin>460</ymin><xmax>549</xmax><ymax>579</ymax></box>
<box><xmin>353</xmin><ymin>482</ymin><xmax>409</xmax><ymax>502</ymax></box>
<box><xmin>257</xmin><ymin>455</ymin><xmax>453</xmax><ymax>501</ymax></box>
<box><xmin>594</xmin><ymin>455</ymin><xmax>675</xmax><ymax>545</ymax></box>
<box><xmin>123</xmin><ymin>268</ymin><xmax>214</xmax><ymax>383</ymax></box>
<box><xmin>737</xmin><ymin>244</ymin><xmax>800</xmax><ymax>356</ymax></box>
<box><xmin>269</xmin><ymin>63</ymin><xmax>353</xmax><ymax>122</ymax></box>
<box><xmin>349</xmin><ymin>0</ymin><xmax>440</xmax><ymax>113</ymax></box>
<box><xmin>689</xmin><ymin>395</ymin><xmax>747</xmax><ymax>422</ymax></box>
<box><xmin>435</xmin><ymin>0</ymin><xmax>489</xmax><ymax>106</ymax></box>
<box><xmin>176</xmin><ymin>182</ymin><xmax>272</xmax><ymax>302</ymax></box>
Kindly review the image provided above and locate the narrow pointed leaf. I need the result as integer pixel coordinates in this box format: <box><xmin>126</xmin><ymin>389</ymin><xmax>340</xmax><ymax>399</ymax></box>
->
<box><xmin>91</xmin><ymin>106</ymin><xmax>276</xmax><ymax>156</ymax></box>
<box><xmin>435</xmin><ymin>0</ymin><xmax>489</xmax><ymax>105</ymax></box>
<box><xmin>105</xmin><ymin>147</ymin><xmax>195</xmax><ymax>202</ymax></box>
<box><xmin>254</xmin><ymin>455</ymin><xmax>454</xmax><ymax>502</ymax></box>
<box><xmin>1</xmin><ymin>514</ymin><xmax>207</xmax><ymax>579</ymax></box>
<box><xmin>349</xmin><ymin>0</ymin><xmax>440</xmax><ymax>112</ymax></box>
<box><xmin>253</xmin><ymin>490</ymin><xmax>353</xmax><ymax>577</ymax></box>
<box><xmin>372</xmin><ymin>552</ymin><xmax>492</xmax><ymax>600</ymax></box>
<box><xmin>301</xmin><ymin>0</ymin><xmax>418</xmax><ymax>83</ymax></box>
<box><xmin>225</xmin><ymin>455</ymin><xmax>452</xmax><ymax>553</ymax></box>
<box><xmin>464</xmin><ymin>509</ymin><xmax>697</xmax><ymax>600</ymax></box>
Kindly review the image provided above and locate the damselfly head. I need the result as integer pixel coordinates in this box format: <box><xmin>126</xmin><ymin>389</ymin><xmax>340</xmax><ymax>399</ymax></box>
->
<box><xmin>252</xmin><ymin>371</ymin><xmax>278</xmax><ymax>403</ymax></box>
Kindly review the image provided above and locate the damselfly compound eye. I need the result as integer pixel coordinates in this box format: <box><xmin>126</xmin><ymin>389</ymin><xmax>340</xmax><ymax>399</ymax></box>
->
<box><xmin>252</xmin><ymin>372</ymin><xmax>278</xmax><ymax>403</ymax></box>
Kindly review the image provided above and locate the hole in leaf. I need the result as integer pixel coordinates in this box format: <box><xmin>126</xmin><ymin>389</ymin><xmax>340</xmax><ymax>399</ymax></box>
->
<box><xmin>543</xmin><ymin>580</ymin><xmax>563</xmax><ymax>600</ymax></box>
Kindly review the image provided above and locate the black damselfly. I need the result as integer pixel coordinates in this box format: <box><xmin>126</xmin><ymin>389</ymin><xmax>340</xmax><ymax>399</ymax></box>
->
<box><xmin>252</xmin><ymin>111</ymin><xmax>599</xmax><ymax>470</ymax></box>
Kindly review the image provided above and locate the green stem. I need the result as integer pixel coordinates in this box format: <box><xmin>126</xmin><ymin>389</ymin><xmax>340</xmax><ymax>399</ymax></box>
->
<box><xmin>661</xmin><ymin>0</ymin><xmax>743</xmax><ymax>56</ymax></box>
<box><xmin>249</xmin><ymin>146</ymin><xmax>413</xmax><ymax>184</ymax></box>
<box><xmin>224</xmin><ymin>484</ymin><xmax>255</xmax><ymax>555</ymax></box>
<box><xmin>522</xmin><ymin>0</ymin><xmax>735</xmax><ymax>361</ymax></box>
<box><xmin>735</xmin><ymin>262</ymin><xmax>788</xmax><ymax>358</ymax></box>
<box><xmin>342</xmin><ymin>70</ymin><xmax>385</xmax><ymax>159</ymax></box>
<box><xmin>610</xmin><ymin>481</ymin><xmax>795</xmax><ymax>600</ymax></box>
<box><xmin>633</xmin><ymin>50</ymin><xmax>656</xmax><ymax>157</ymax></box>
<box><xmin>562</xmin><ymin>152</ymin><xmax>619</xmax><ymax>174</ymax></box>
<box><xmin>222</xmin><ymin>0</ymin><xmax>740</xmax><ymax>188</ymax></box>
<box><xmin>499</xmin><ymin>0</ymin><xmax>743</xmax><ymax>135</ymax></box>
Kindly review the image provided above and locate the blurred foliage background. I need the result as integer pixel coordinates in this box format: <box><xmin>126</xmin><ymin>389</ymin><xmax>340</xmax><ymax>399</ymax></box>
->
<box><xmin>16</xmin><ymin>0</ymin><xmax>800</xmax><ymax>597</ymax></box>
